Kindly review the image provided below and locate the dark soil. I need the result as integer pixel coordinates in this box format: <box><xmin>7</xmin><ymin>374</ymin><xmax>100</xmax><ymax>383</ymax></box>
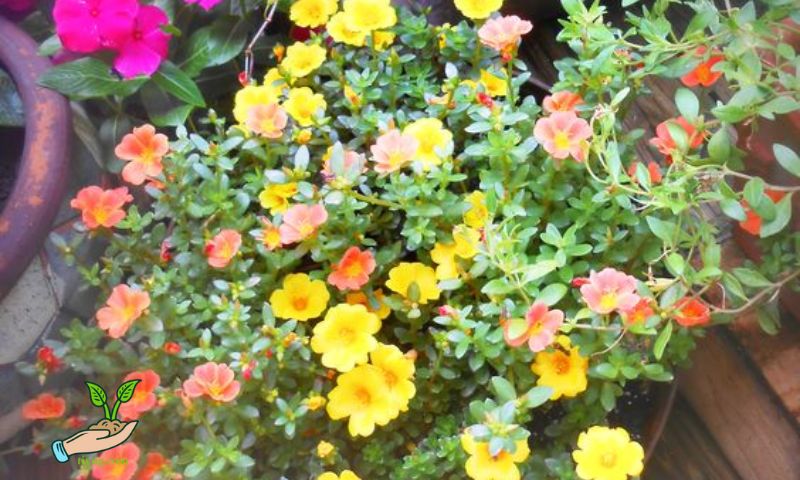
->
<box><xmin>0</xmin><ymin>126</ymin><xmax>24</xmax><ymax>213</ymax></box>
<box><xmin>88</xmin><ymin>419</ymin><xmax>127</xmax><ymax>435</ymax></box>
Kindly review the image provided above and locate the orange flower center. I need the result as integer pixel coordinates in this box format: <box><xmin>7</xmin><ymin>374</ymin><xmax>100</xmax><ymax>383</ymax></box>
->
<box><xmin>601</xmin><ymin>452</ymin><xmax>617</xmax><ymax>468</ymax></box>
<box><xmin>383</xmin><ymin>371</ymin><xmax>397</xmax><ymax>387</ymax></box>
<box><xmin>338</xmin><ymin>326</ymin><xmax>355</xmax><ymax>342</ymax></box>
<box><xmin>552</xmin><ymin>352</ymin><xmax>571</xmax><ymax>375</ymax></box>
<box><xmin>292</xmin><ymin>296</ymin><xmax>309</xmax><ymax>311</ymax></box>
<box><xmin>355</xmin><ymin>387</ymin><xmax>371</xmax><ymax>405</ymax></box>
<box><xmin>343</xmin><ymin>261</ymin><xmax>364</xmax><ymax>278</ymax></box>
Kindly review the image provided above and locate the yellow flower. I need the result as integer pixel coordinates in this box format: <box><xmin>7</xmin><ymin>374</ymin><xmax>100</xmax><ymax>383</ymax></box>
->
<box><xmin>385</xmin><ymin>262</ymin><xmax>441</xmax><ymax>304</ymax></box>
<box><xmin>305</xmin><ymin>395</ymin><xmax>327</xmax><ymax>411</ymax></box>
<box><xmin>327</xmin><ymin>11</ymin><xmax>367</xmax><ymax>47</ymax></box>
<box><xmin>259</xmin><ymin>182</ymin><xmax>298</xmax><ymax>215</ymax></box>
<box><xmin>431</xmin><ymin>242</ymin><xmax>459</xmax><ymax>280</ymax></box>
<box><xmin>461</xmin><ymin>434</ymin><xmax>530</xmax><ymax>480</ymax></box>
<box><xmin>316</xmin><ymin>440</ymin><xmax>335</xmax><ymax>458</ymax></box>
<box><xmin>372</xmin><ymin>31</ymin><xmax>396</xmax><ymax>51</ymax></box>
<box><xmin>318</xmin><ymin>470</ymin><xmax>361</xmax><ymax>480</ymax></box>
<box><xmin>342</xmin><ymin>0</ymin><xmax>397</xmax><ymax>33</ymax></box>
<box><xmin>284</xmin><ymin>87</ymin><xmax>327</xmax><ymax>127</ymax></box>
<box><xmin>290</xmin><ymin>0</ymin><xmax>338</xmax><ymax>28</ymax></box>
<box><xmin>281</xmin><ymin>42</ymin><xmax>327</xmax><ymax>78</ymax></box>
<box><xmin>531</xmin><ymin>343</ymin><xmax>588</xmax><ymax>400</ymax></box>
<box><xmin>404</xmin><ymin>118</ymin><xmax>453</xmax><ymax>170</ymax></box>
<box><xmin>311</xmin><ymin>304</ymin><xmax>381</xmax><ymax>372</ymax></box>
<box><xmin>370</xmin><ymin>344</ymin><xmax>416</xmax><ymax>412</ymax></box>
<box><xmin>572</xmin><ymin>426</ymin><xmax>644</xmax><ymax>480</ymax></box>
<box><xmin>269</xmin><ymin>273</ymin><xmax>330</xmax><ymax>321</ymax></box>
<box><xmin>263</xmin><ymin>67</ymin><xmax>289</xmax><ymax>94</ymax></box>
<box><xmin>346</xmin><ymin>290</ymin><xmax>391</xmax><ymax>319</ymax></box>
<box><xmin>480</xmin><ymin>69</ymin><xmax>508</xmax><ymax>97</ymax></box>
<box><xmin>233</xmin><ymin>85</ymin><xmax>281</xmax><ymax>124</ymax></box>
<box><xmin>296</xmin><ymin>129</ymin><xmax>313</xmax><ymax>144</ymax></box>
<box><xmin>453</xmin><ymin>225</ymin><xmax>480</xmax><ymax>259</ymax></box>
<box><xmin>463</xmin><ymin>191</ymin><xmax>489</xmax><ymax>228</ymax></box>
<box><xmin>326</xmin><ymin>364</ymin><xmax>396</xmax><ymax>437</ymax></box>
<box><xmin>454</xmin><ymin>0</ymin><xmax>502</xmax><ymax>20</ymax></box>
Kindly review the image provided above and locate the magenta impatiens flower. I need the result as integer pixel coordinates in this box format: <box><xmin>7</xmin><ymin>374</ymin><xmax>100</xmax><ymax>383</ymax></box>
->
<box><xmin>580</xmin><ymin>268</ymin><xmax>641</xmax><ymax>315</ymax></box>
<box><xmin>113</xmin><ymin>5</ymin><xmax>171</xmax><ymax>79</ymax></box>
<box><xmin>183</xmin><ymin>0</ymin><xmax>224</xmax><ymax>11</ymax></box>
<box><xmin>53</xmin><ymin>0</ymin><xmax>139</xmax><ymax>53</ymax></box>
<box><xmin>503</xmin><ymin>301</ymin><xmax>564</xmax><ymax>352</ymax></box>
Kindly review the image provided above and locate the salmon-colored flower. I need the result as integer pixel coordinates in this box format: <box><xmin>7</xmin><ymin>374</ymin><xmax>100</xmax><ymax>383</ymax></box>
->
<box><xmin>328</xmin><ymin>247</ymin><xmax>376</xmax><ymax>291</ymax></box>
<box><xmin>739</xmin><ymin>190</ymin><xmax>787</xmax><ymax>235</ymax></box>
<box><xmin>205</xmin><ymin>229</ymin><xmax>242</xmax><ymax>268</ymax></box>
<box><xmin>533</xmin><ymin>111</ymin><xmax>592</xmax><ymax>162</ymax></box>
<box><xmin>627</xmin><ymin>161</ymin><xmax>663</xmax><ymax>185</ymax></box>
<box><xmin>370</xmin><ymin>129</ymin><xmax>419</xmax><ymax>174</ymax></box>
<box><xmin>92</xmin><ymin>443</ymin><xmax>140</xmax><ymax>480</ymax></box>
<box><xmin>580</xmin><ymin>268</ymin><xmax>640</xmax><ymax>315</ymax></box>
<box><xmin>279</xmin><ymin>204</ymin><xmax>328</xmax><ymax>244</ymax></box>
<box><xmin>182</xmin><ymin>362</ymin><xmax>241</xmax><ymax>403</ymax></box>
<box><xmin>118</xmin><ymin>370</ymin><xmax>160</xmax><ymax>420</ymax></box>
<box><xmin>137</xmin><ymin>451</ymin><xmax>168</xmax><ymax>480</ymax></box>
<box><xmin>649</xmin><ymin>117</ymin><xmax>704</xmax><ymax>164</ymax></box>
<box><xmin>245</xmin><ymin>103</ymin><xmax>288</xmax><ymax>139</ymax></box>
<box><xmin>21</xmin><ymin>393</ymin><xmax>66</xmax><ymax>420</ymax></box>
<box><xmin>673</xmin><ymin>297</ymin><xmax>711</xmax><ymax>327</ymax></box>
<box><xmin>70</xmin><ymin>186</ymin><xmax>133</xmax><ymax>229</ymax></box>
<box><xmin>477</xmin><ymin>15</ymin><xmax>532</xmax><ymax>54</ymax></box>
<box><xmin>96</xmin><ymin>285</ymin><xmax>151</xmax><ymax>339</ymax></box>
<box><xmin>542</xmin><ymin>91</ymin><xmax>584</xmax><ymax>114</ymax></box>
<box><xmin>681</xmin><ymin>47</ymin><xmax>724</xmax><ymax>87</ymax></box>
<box><xmin>503</xmin><ymin>301</ymin><xmax>564</xmax><ymax>352</ymax></box>
<box><xmin>114</xmin><ymin>124</ymin><xmax>169</xmax><ymax>185</ymax></box>
<box><xmin>622</xmin><ymin>298</ymin><xmax>654</xmax><ymax>325</ymax></box>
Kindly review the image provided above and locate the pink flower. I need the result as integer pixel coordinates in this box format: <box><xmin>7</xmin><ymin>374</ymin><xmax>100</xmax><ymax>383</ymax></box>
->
<box><xmin>370</xmin><ymin>129</ymin><xmax>419</xmax><ymax>174</ymax></box>
<box><xmin>113</xmin><ymin>5</ymin><xmax>171</xmax><ymax>79</ymax></box>
<box><xmin>53</xmin><ymin>0</ymin><xmax>139</xmax><ymax>53</ymax></box>
<box><xmin>542</xmin><ymin>91</ymin><xmax>584</xmax><ymax>114</ymax></box>
<box><xmin>118</xmin><ymin>369</ymin><xmax>160</xmax><ymax>420</ymax></box>
<box><xmin>327</xmin><ymin>247</ymin><xmax>376</xmax><ymax>291</ymax></box>
<box><xmin>182</xmin><ymin>362</ymin><xmax>241</xmax><ymax>403</ymax></box>
<box><xmin>533</xmin><ymin>111</ymin><xmax>592</xmax><ymax>162</ymax></box>
<box><xmin>279</xmin><ymin>204</ymin><xmax>328</xmax><ymax>244</ymax></box>
<box><xmin>580</xmin><ymin>268</ymin><xmax>641</xmax><ymax>315</ymax></box>
<box><xmin>503</xmin><ymin>302</ymin><xmax>564</xmax><ymax>352</ymax></box>
<box><xmin>96</xmin><ymin>285</ymin><xmax>151</xmax><ymax>338</ymax></box>
<box><xmin>246</xmin><ymin>103</ymin><xmax>288</xmax><ymax>139</ymax></box>
<box><xmin>205</xmin><ymin>230</ymin><xmax>242</xmax><ymax>269</ymax></box>
<box><xmin>92</xmin><ymin>443</ymin><xmax>140</xmax><ymax>480</ymax></box>
<box><xmin>478</xmin><ymin>15</ymin><xmax>533</xmax><ymax>54</ymax></box>
<box><xmin>183</xmin><ymin>0</ymin><xmax>224</xmax><ymax>11</ymax></box>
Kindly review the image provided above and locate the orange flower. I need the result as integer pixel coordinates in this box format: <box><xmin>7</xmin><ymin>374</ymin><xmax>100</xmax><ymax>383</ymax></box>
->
<box><xmin>92</xmin><ymin>443</ymin><xmax>140</xmax><ymax>480</ymax></box>
<box><xmin>627</xmin><ymin>161</ymin><xmax>663</xmax><ymax>185</ymax></box>
<box><xmin>327</xmin><ymin>247</ymin><xmax>376</xmax><ymax>291</ymax></box>
<box><xmin>542</xmin><ymin>91</ymin><xmax>584</xmax><ymax>114</ymax></box>
<box><xmin>533</xmin><ymin>111</ymin><xmax>592</xmax><ymax>162</ymax></box>
<box><xmin>118</xmin><ymin>370</ymin><xmax>160</xmax><ymax>420</ymax></box>
<box><xmin>205</xmin><ymin>229</ymin><xmax>242</xmax><ymax>268</ymax></box>
<box><xmin>681</xmin><ymin>47</ymin><xmax>724</xmax><ymax>87</ymax></box>
<box><xmin>115</xmin><ymin>124</ymin><xmax>169</xmax><ymax>185</ymax></box>
<box><xmin>96</xmin><ymin>285</ymin><xmax>151</xmax><ymax>339</ymax></box>
<box><xmin>21</xmin><ymin>393</ymin><xmax>66</xmax><ymax>420</ymax></box>
<box><xmin>739</xmin><ymin>190</ymin><xmax>787</xmax><ymax>236</ymax></box>
<box><xmin>649</xmin><ymin>117</ymin><xmax>704</xmax><ymax>164</ymax></box>
<box><xmin>673</xmin><ymin>297</ymin><xmax>711</xmax><ymax>327</ymax></box>
<box><xmin>70</xmin><ymin>186</ymin><xmax>133</xmax><ymax>229</ymax></box>
<box><xmin>346</xmin><ymin>289</ymin><xmax>391</xmax><ymax>319</ymax></box>
<box><xmin>622</xmin><ymin>298</ymin><xmax>654</xmax><ymax>325</ymax></box>
<box><xmin>137</xmin><ymin>451</ymin><xmax>168</xmax><ymax>480</ymax></box>
<box><xmin>245</xmin><ymin>103</ymin><xmax>288</xmax><ymax>139</ymax></box>
<box><xmin>182</xmin><ymin>362</ymin><xmax>241</xmax><ymax>403</ymax></box>
<box><xmin>254</xmin><ymin>217</ymin><xmax>282</xmax><ymax>251</ymax></box>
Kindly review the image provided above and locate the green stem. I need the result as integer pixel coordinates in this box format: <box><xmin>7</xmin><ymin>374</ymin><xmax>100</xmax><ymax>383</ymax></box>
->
<box><xmin>349</xmin><ymin>191</ymin><xmax>403</xmax><ymax>209</ymax></box>
<box><xmin>471</xmin><ymin>21</ymin><xmax>484</xmax><ymax>72</ymax></box>
<box><xmin>506</xmin><ymin>51</ymin><xmax>516</xmax><ymax>107</ymax></box>
<box><xmin>103</xmin><ymin>402</ymin><xmax>112</xmax><ymax>420</ymax></box>
<box><xmin>109</xmin><ymin>400</ymin><xmax>120</xmax><ymax>421</ymax></box>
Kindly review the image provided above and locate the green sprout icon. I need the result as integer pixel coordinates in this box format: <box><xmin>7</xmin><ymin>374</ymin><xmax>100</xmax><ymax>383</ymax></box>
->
<box><xmin>85</xmin><ymin>380</ymin><xmax>140</xmax><ymax>420</ymax></box>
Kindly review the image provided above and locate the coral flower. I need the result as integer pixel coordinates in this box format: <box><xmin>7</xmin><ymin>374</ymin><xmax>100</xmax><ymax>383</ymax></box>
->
<box><xmin>478</xmin><ymin>15</ymin><xmax>533</xmax><ymax>55</ymax></box>
<box><xmin>259</xmin><ymin>183</ymin><xmax>298</xmax><ymax>215</ymax></box>
<box><xmin>233</xmin><ymin>84</ymin><xmax>283</xmax><ymax>124</ymax></box>
<box><xmin>246</xmin><ymin>103</ymin><xmax>288</xmax><ymax>139</ymax></box>
<box><xmin>270</xmin><ymin>273</ymin><xmax>331</xmax><ymax>321</ymax></box>
<box><xmin>739</xmin><ymin>190</ymin><xmax>787</xmax><ymax>235</ymax></box>
<box><xmin>341</xmin><ymin>0</ymin><xmax>397</xmax><ymax>32</ymax></box>
<box><xmin>649</xmin><ymin>117</ymin><xmax>704</xmax><ymax>163</ymax></box>
<box><xmin>346</xmin><ymin>289</ymin><xmax>392</xmax><ymax>319</ymax></box>
<box><xmin>284</xmin><ymin>87</ymin><xmax>328</xmax><ymax>127</ymax></box>
<box><xmin>463</xmin><ymin>191</ymin><xmax>489</xmax><ymax>229</ymax></box>
<box><xmin>580</xmin><ymin>268</ymin><xmax>641</xmax><ymax>315</ymax></box>
<box><xmin>673</xmin><ymin>297</ymin><xmax>711</xmax><ymax>327</ymax></box>
<box><xmin>183</xmin><ymin>0</ymin><xmax>224</xmax><ymax>11</ymax></box>
<box><xmin>504</xmin><ymin>302</ymin><xmax>564</xmax><ymax>352</ymax></box>
<box><xmin>115</xmin><ymin>124</ymin><xmax>169</xmax><ymax>185</ymax></box>
<box><xmin>21</xmin><ymin>393</ymin><xmax>66</xmax><ymax>420</ymax></box>
<box><xmin>627</xmin><ymin>161</ymin><xmax>663</xmax><ymax>185</ymax></box>
<box><xmin>534</xmin><ymin>111</ymin><xmax>592</xmax><ymax>162</ymax></box>
<box><xmin>461</xmin><ymin>434</ymin><xmax>530</xmax><ymax>480</ymax></box>
<box><xmin>71</xmin><ymin>186</ymin><xmax>133</xmax><ymax>229</ymax></box>
<box><xmin>113</xmin><ymin>5</ymin><xmax>171</xmax><ymax>79</ymax></box>
<box><xmin>328</xmin><ymin>247</ymin><xmax>376</xmax><ymax>291</ymax></box>
<box><xmin>92</xmin><ymin>443</ymin><xmax>140</xmax><ymax>480</ymax></box>
<box><xmin>281</xmin><ymin>42</ymin><xmax>327</xmax><ymax>78</ymax></box>
<box><xmin>681</xmin><ymin>47</ymin><xmax>724</xmax><ymax>88</ymax></box>
<box><xmin>254</xmin><ymin>217</ymin><xmax>283</xmax><ymax>251</ymax></box>
<box><xmin>204</xmin><ymin>229</ymin><xmax>242</xmax><ymax>269</ymax></box>
<box><xmin>543</xmin><ymin>91</ymin><xmax>584</xmax><ymax>114</ymax></box>
<box><xmin>118</xmin><ymin>369</ymin><xmax>160</xmax><ymax>420</ymax></box>
<box><xmin>622</xmin><ymin>298</ymin><xmax>654</xmax><ymax>325</ymax></box>
<box><xmin>404</xmin><ymin>118</ymin><xmax>454</xmax><ymax>170</ymax></box>
<box><xmin>182</xmin><ymin>362</ymin><xmax>241</xmax><ymax>403</ymax></box>
<box><xmin>327</xmin><ymin>12</ymin><xmax>368</xmax><ymax>47</ymax></box>
<box><xmin>572</xmin><ymin>426</ymin><xmax>644</xmax><ymax>480</ymax></box>
<box><xmin>370</xmin><ymin>129</ymin><xmax>419</xmax><ymax>174</ymax></box>
<box><xmin>311</xmin><ymin>304</ymin><xmax>381</xmax><ymax>372</ymax></box>
<box><xmin>96</xmin><ymin>284</ymin><xmax>150</xmax><ymax>339</ymax></box>
<box><xmin>279</xmin><ymin>204</ymin><xmax>328</xmax><ymax>244</ymax></box>
<box><xmin>138</xmin><ymin>451</ymin><xmax>168</xmax><ymax>480</ymax></box>
<box><xmin>370</xmin><ymin>344</ymin><xmax>416</xmax><ymax>412</ymax></box>
<box><xmin>326</xmin><ymin>364</ymin><xmax>396</xmax><ymax>437</ymax></box>
<box><xmin>319</xmin><ymin>471</ymin><xmax>361</xmax><ymax>480</ymax></box>
<box><xmin>531</xmin><ymin>340</ymin><xmax>588</xmax><ymax>400</ymax></box>
<box><xmin>385</xmin><ymin>262</ymin><xmax>441</xmax><ymax>305</ymax></box>
<box><xmin>290</xmin><ymin>0</ymin><xmax>337</xmax><ymax>28</ymax></box>
<box><xmin>454</xmin><ymin>0</ymin><xmax>502</xmax><ymax>20</ymax></box>
<box><xmin>53</xmin><ymin>0</ymin><xmax>139</xmax><ymax>53</ymax></box>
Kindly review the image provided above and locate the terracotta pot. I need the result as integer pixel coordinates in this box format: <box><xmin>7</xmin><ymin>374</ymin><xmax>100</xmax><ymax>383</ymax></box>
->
<box><xmin>0</xmin><ymin>17</ymin><xmax>71</xmax><ymax>301</ymax></box>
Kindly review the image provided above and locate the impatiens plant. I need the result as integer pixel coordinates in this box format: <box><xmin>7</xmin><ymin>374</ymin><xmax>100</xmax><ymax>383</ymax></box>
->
<box><xmin>22</xmin><ymin>0</ymin><xmax>800</xmax><ymax>479</ymax></box>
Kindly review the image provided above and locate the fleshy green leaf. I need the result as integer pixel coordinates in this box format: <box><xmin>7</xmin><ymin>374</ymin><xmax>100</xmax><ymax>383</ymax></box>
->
<box><xmin>773</xmin><ymin>144</ymin><xmax>800</xmax><ymax>178</ymax></box>
<box><xmin>116</xmin><ymin>379</ymin><xmax>141</xmax><ymax>403</ymax></box>
<box><xmin>85</xmin><ymin>381</ymin><xmax>107</xmax><ymax>407</ymax></box>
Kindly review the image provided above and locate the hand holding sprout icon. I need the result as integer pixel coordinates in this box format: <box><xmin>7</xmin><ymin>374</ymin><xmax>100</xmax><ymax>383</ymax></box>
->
<box><xmin>51</xmin><ymin>379</ymin><xmax>140</xmax><ymax>463</ymax></box>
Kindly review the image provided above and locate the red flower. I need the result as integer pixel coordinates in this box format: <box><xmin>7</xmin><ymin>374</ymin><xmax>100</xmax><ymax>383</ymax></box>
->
<box><xmin>476</xmin><ymin>92</ymin><xmax>494</xmax><ymax>109</ymax></box>
<box><xmin>163</xmin><ymin>341</ymin><xmax>181</xmax><ymax>355</ymax></box>
<box><xmin>159</xmin><ymin>239</ymin><xmax>173</xmax><ymax>263</ymax></box>
<box><xmin>622</xmin><ymin>298</ymin><xmax>654</xmax><ymax>325</ymax></box>
<box><xmin>674</xmin><ymin>297</ymin><xmax>711</xmax><ymax>327</ymax></box>
<box><xmin>627</xmin><ymin>161</ymin><xmax>663</xmax><ymax>185</ymax></box>
<box><xmin>36</xmin><ymin>346</ymin><xmax>62</xmax><ymax>373</ymax></box>
<box><xmin>137</xmin><ymin>451</ymin><xmax>168</xmax><ymax>480</ymax></box>
<box><xmin>681</xmin><ymin>48</ymin><xmax>724</xmax><ymax>87</ymax></box>
<box><xmin>571</xmin><ymin>277</ymin><xmax>589</xmax><ymax>288</ymax></box>
<box><xmin>649</xmin><ymin>117</ymin><xmax>704</xmax><ymax>164</ymax></box>
<box><xmin>739</xmin><ymin>190</ymin><xmax>787</xmax><ymax>236</ymax></box>
<box><xmin>22</xmin><ymin>393</ymin><xmax>66</xmax><ymax>420</ymax></box>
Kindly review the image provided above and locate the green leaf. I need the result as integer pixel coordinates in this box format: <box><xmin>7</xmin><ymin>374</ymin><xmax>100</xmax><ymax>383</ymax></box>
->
<box><xmin>525</xmin><ymin>386</ymin><xmax>552</xmax><ymax>408</ymax></box>
<box><xmin>482</xmin><ymin>278</ymin><xmax>514</xmax><ymax>295</ymax></box>
<box><xmin>720</xmin><ymin>197</ymin><xmax>747</xmax><ymax>221</ymax></box>
<box><xmin>152</xmin><ymin>61</ymin><xmax>206</xmax><ymax>107</ymax></box>
<box><xmin>594</xmin><ymin>363</ymin><xmax>618</xmax><ymax>379</ymax></box>
<box><xmin>654</xmin><ymin>321</ymin><xmax>673</xmax><ymax>360</ymax></box>
<box><xmin>85</xmin><ymin>381</ymin><xmax>107</xmax><ymax>407</ymax></box>
<box><xmin>757</xmin><ymin>304</ymin><xmax>780</xmax><ymax>335</ymax></box>
<box><xmin>733</xmin><ymin>268</ymin><xmax>772</xmax><ymax>288</ymax></box>
<box><xmin>675</xmin><ymin>88</ymin><xmax>699</xmax><ymax>120</ymax></box>
<box><xmin>491</xmin><ymin>376</ymin><xmax>516</xmax><ymax>403</ymax></box>
<box><xmin>600</xmin><ymin>382</ymin><xmax>616</xmax><ymax>411</ymax></box>
<box><xmin>181</xmin><ymin>17</ymin><xmax>249</xmax><ymax>76</ymax></box>
<box><xmin>116</xmin><ymin>379</ymin><xmax>141</xmax><ymax>403</ymax></box>
<box><xmin>646</xmin><ymin>216</ymin><xmax>676</xmax><ymax>245</ymax></box>
<box><xmin>537</xmin><ymin>283</ymin><xmax>568</xmax><ymax>306</ymax></box>
<box><xmin>39</xmin><ymin>58</ymin><xmax>147</xmax><ymax>100</ymax></box>
<box><xmin>760</xmin><ymin>193</ymin><xmax>793</xmax><ymax>237</ymax></box>
<box><xmin>773</xmin><ymin>144</ymin><xmax>800</xmax><ymax>178</ymax></box>
<box><xmin>707</xmin><ymin>128</ymin><xmax>731</xmax><ymax>163</ymax></box>
<box><xmin>505</xmin><ymin>318</ymin><xmax>528</xmax><ymax>341</ymax></box>
<box><xmin>140</xmin><ymin>83</ymin><xmax>194</xmax><ymax>127</ymax></box>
